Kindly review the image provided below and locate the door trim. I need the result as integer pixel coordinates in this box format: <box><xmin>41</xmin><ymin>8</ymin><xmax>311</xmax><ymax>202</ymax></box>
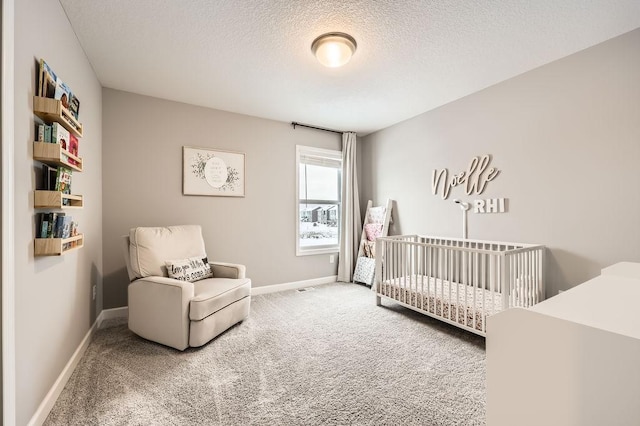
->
<box><xmin>2</xmin><ymin>0</ymin><xmax>16</xmax><ymax>423</ymax></box>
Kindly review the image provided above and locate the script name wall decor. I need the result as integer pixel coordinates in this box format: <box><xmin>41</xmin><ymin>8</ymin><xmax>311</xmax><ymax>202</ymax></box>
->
<box><xmin>432</xmin><ymin>154</ymin><xmax>500</xmax><ymax>200</ymax></box>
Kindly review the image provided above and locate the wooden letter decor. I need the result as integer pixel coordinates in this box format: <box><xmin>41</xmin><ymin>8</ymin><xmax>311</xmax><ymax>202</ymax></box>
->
<box><xmin>431</xmin><ymin>154</ymin><xmax>501</xmax><ymax>200</ymax></box>
<box><xmin>473</xmin><ymin>198</ymin><xmax>507</xmax><ymax>213</ymax></box>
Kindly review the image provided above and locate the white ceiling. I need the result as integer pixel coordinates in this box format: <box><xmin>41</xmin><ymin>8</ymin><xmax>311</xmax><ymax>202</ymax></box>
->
<box><xmin>59</xmin><ymin>0</ymin><xmax>640</xmax><ymax>135</ymax></box>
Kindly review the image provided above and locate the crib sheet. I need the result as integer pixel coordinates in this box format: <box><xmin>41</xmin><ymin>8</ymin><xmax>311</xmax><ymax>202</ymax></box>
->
<box><xmin>380</xmin><ymin>275</ymin><xmax>505</xmax><ymax>331</ymax></box>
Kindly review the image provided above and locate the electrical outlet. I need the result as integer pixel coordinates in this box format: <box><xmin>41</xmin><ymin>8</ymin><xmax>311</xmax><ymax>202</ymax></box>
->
<box><xmin>92</xmin><ymin>285</ymin><xmax>97</xmax><ymax>300</ymax></box>
<box><xmin>329</xmin><ymin>255</ymin><xmax>335</xmax><ymax>263</ymax></box>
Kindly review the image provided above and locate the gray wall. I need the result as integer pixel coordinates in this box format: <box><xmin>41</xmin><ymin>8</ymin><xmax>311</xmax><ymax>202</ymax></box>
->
<box><xmin>14</xmin><ymin>1</ymin><xmax>103</xmax><ymax>424</ymax></box>
<box><xmin>102</xmin><ymin>89</ymin><xmax>341</xmax><ymax>308</ymax></box>
<box><xmin>361</xmin><ymin>29</ymin><xmax>640</xmax><ymax>297</ymax></box>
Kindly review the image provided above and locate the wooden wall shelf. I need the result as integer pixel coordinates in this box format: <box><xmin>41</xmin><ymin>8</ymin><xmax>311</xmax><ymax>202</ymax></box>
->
<box><xmin>32</xmin><ymin>73</ymin><xmax>85</xmax><ymax>258</ymax></box>
<box><xmin>34</xmin><ymin>234</ymin><xmax>84</xmax><ymax>256</ymax></box>
<box><xmin>34</xmin><ymin>190</ymin><xmax>83</xmax><ymax>209</ymax></box>
<box><xmin>33</xmin><ymin>142</ymin><xmax>83</xmax><ymax>172</ymax></box>
<box><xmin>33</xmin><ymin>96</ymin><xmax>83</xmax><ymax>137</ymax></box>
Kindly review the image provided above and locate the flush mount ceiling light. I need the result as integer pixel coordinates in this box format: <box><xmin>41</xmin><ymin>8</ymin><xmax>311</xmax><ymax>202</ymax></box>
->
<box><xmin>311</xmin><ymin>32</ymin><xmax>357</xmax><ymax>68</ymax></box>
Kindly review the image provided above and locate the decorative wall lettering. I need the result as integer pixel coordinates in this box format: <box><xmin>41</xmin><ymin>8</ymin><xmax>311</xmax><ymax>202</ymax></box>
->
<box><xmin>432</xmin><ymin>154</ymin><xmax>500</xmax><ymax>200</ymax></box>
<box><xmin>473</xmin><ymin>198</ymin><xmax>507</xmax><ymax>214</ymax></box>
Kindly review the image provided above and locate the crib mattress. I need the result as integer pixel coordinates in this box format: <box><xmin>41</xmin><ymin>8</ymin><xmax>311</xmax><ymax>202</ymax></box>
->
<box><xmin>379</xmin><ymin>275</ymin><xmax>505</xmax><ymax>332</ymax></box>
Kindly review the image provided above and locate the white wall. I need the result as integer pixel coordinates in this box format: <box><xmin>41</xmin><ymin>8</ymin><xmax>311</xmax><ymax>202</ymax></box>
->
<box><xmin>102</xmin><ymin>89</ymin><xmax>341</xmax><ymax>308</ymax></box>
<box><xmin>14</xmin><ymin>1</ymin><xmax>102</xmax><ymax>423</ymax></box>
<box><xmin>360</xmin><ymin>29</ymin><xmax>640</xmax><ymax>296</ymax></box>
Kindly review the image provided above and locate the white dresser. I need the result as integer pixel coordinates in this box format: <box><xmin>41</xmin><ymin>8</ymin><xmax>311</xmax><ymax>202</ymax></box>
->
<box><xmin>486</xmin><ymin>262</ymin><xmax>640</xmax><ymax>426</ymax></box>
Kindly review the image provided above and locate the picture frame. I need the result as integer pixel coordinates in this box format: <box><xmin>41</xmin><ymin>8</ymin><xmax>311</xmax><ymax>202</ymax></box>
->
<box><xmin>183</xmin><ymin>146</ymin><xmax>245</xmax><ymax>197</ymax></box>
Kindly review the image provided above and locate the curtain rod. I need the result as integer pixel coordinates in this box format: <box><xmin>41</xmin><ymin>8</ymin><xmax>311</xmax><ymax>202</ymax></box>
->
<box><xmin>291</xmin><ymin>121</ymin><xmax>345</xmax><ymax>135</ymax></box>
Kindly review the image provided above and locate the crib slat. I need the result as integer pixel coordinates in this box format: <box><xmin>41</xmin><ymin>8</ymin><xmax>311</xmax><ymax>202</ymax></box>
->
<box><xmin>518</xmin><ymin>253</ymin><xmax>523</xmax><ymax>307</ymax></box>
<box><xmin>430</xmin><ymin>245</ymin><xmax>435</xmax><ymax>314</ymax></box>
<box><xmin>438</xmin><ymin>247</ymin><xmax>442</xmax><ymax>318</ymax></box>
<box><xmin>490</xmin><ymin>254</ymin><xmax>497</xmax><ymax>331</ymax></box>
<box><xmin>401</xmin><ymin>241</ymin><xmax>405</xmax><ymax>301</ymax></box>
<box><xmin>425</xmin><ymin>245</ymin><xmax>429</xmax><ymax>312</ymax></box>
<box><xmin>402</xmin><ymin>242</ymin><xmax>407</xmax><ymax>304</ymax></box>
<box><xmin>464</xmin><ymin>249</ymin><xmax>469</xmax><ymax>328</ymax></box>
<box><xmin>473</xmin><ymin>251</ymin><xmax>478</xmax><ymax>331</ymax></box>
<box><xmin>390</xmin><ymin>241</ymin><xmax>394</xmax><ymax>293</ymax></box>
<box><xmin>503</xmin><ymin>254</ymin><xmax>508</xmax><ymax>309</ymax></box>
<box><xmin>420</xmin><ymin>246</ymin><xmax>425</xmax><ymax>310</ymax></box>
<box><xmin>447</xmin><ymin>247</ymin><xmax>452</xmax><ymax>321</ymax></box>
<box><xmin>456</xmin><ymin>242</ymin><xmax>460</xmax><ymax>324</ymax></box>
<box><xmin>414</xmin><ymin>241</ymin><xmax>418</xmax><ymax>308</ymax></box>
<box><xmin>528</xmin><ymin>249</ymin><xmax>533</xmax><ymax>304</ymax></box>
<box><xmin>512</xmin><ymin>253</ymin><xmax>516</xmax><ymax>309</ymax></box>
<box><xmin>532</xmin><ymin>251</ymin><xmax>536</xmax><ymax>305</ymax></box>
<box><xmin>399</xmin><ymin>241</ymin><xmax>402</xmax><ymax>289</ymax></box>
<box><xmin>536</xmin><ymin>248</ymin><xmax>542</xmax><ymax>302</ymax></box>
<box><xmin>481</xmin><ymin>249</ymin><xmax>486</xmax><ymax>329</ymax></box>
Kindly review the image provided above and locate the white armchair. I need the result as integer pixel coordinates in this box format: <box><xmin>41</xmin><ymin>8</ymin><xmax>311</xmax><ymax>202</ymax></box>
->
<box><xmin>122</xmin><ymin>225</ymin><xmax>251</xmax><ymax>350</ymax></box>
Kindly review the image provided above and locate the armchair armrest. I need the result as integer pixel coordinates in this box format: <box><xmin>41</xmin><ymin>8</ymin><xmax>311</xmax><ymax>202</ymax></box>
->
<box><xmin>128</xmin><ymin>276</ymin><xmax>195</xmax><ymax>350</ymax></box>
<box><xmin>210</xmin><ymin>262</ymin><xmax>246</xmax><ymax>279</ymax></box>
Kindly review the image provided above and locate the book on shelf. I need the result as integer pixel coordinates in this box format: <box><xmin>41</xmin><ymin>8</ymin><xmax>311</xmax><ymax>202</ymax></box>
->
<box><xmin>45</xmin><ymin>212</ymin><xmax>57</xmax><ymax>238</ymax></box>
<box><xmin>53</xmin><ymin>213</ymin><xmax>66</xmax><ymax>238</ymax></box>
<box><xmin>54</xmin><ymin>80</ymin><xmax>72</xmax><ymax>111</ymax></box>
<box><xmin>38</xmin><ymin>58</ymin><xmax>81</xmax><ymax>120</ymax></box>
<box><xmin>62</xmin><ymin>216</ymin><xmax>73</xmax><ymax>239</ymax></box>
<box><xmin>51</xmin><ymin>122</ymin><xmax>70</xmax><ymax>151</ymax></box>
<box><xmin>54</xmin><ymin>214</ymin><xmax>73</xmax><ymax>239</ymax></box>
<box><xmin>37</xmin><ymin>213</ymin><xmax>74</xmax><ymax>239</ymax></box>
<box><xmin>64</xmin><ymin>222</ymin><xmax>80</xmax><ymax>250</ymax></box>
<box><xmin>69</xmin><ymin>94</ymin><xmax>80</xmax><ymax>120</ymax></box>
<box><xmin>68</xmin><ymin>134</ymin><xmax>79</xmax><ymax>165</ymax></box>
<box><xmin>38</xmin><ymin>59</ymin><xmax>57</xmax><ymax>98</ymax></box>
<box><xmin>37</xmin><ymin>124</ymin><xmax>53</xmax><ymax>142</ymax></box>
<box><xmin>38</xmin><ymin>213</ymin><xmax>49</xmax><ymax>238</ymax></box>
<box><xmin>55</xmin><ymin>167</ymin><xmax>72</xmax><ymax>204</ymax></box>
<box><xmin>36</xmin><ymin>124</ymin><xmax>53</xmax><ymax>142</ymax></box>
<box><xmin>50</xmin><ymin>213</ymin><xmax>58</xmax><ymax>238</ymax></box>
<box><xmin>42</xmin><ymin>164</ymin><xmax>57</xmax><ymax>190</ymax></box>
<box><xmin>44</xmin><ymin>124</ymin><xmax>52</xmax><ymax>143</ymax></box>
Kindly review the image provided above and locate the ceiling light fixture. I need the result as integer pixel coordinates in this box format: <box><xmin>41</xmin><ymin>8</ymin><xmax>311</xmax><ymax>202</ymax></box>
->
<box><xmin>311</xmin><ymin>32</ymin><xmax>357</xmax><ymax>68</ymax></box>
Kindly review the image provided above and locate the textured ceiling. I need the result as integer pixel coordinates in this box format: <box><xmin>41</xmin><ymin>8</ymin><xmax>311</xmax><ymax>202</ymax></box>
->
<box><xmin>59</xmin><ymin>0</ymin><xmax>640</xmax><ymax>135</ymax></box>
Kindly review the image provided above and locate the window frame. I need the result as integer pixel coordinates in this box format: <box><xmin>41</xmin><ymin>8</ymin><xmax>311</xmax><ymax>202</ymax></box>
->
<box><xmin>295</xmin><ymin>145</ymin><xmax>342</xmax><ymax>256</ymax></box>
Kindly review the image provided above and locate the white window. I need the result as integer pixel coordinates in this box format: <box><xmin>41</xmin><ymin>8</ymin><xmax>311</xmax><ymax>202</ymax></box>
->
<box><xmin>296</xmin><ymin>145</ymin><xmax>342</xmax><ymax>256</ymax></box>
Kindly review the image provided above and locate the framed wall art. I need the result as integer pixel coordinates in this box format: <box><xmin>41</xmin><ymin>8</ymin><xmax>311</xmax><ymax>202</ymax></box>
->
<box><xmin>183</xmin><ymin>146</ymin><xmax>245</xmax><ymax>197</ymax></box>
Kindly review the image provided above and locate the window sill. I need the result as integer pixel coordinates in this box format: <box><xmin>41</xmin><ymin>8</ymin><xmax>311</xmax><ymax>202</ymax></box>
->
<box><xmin>296</xmin><ymin>247</ymin><xmax>339</xmax><ymax>257</ymax></box>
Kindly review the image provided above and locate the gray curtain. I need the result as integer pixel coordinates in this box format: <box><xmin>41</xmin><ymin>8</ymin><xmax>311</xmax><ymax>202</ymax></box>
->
<box><xmin>337</xmin><ymin>132</ymin><xmax>361</xmax><ymax>282</ymax></box>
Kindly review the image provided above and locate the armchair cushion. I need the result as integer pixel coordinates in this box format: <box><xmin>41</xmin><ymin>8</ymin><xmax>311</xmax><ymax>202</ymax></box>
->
<box><xmin>129</xmin><ymin>225</ymin><xmax>206</xmax><ymax>279</ymax></box>
<box><xmin>189</xmin><ymin>277</ymin><xmax>251</xmax><ymax>321</ymax></box>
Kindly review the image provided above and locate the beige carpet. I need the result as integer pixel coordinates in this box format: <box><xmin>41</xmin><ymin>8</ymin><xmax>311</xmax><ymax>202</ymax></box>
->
<box><xmin>45</xmin><ymin>282</ymin><xmax>486</xmax><ymax>425</ymax></box>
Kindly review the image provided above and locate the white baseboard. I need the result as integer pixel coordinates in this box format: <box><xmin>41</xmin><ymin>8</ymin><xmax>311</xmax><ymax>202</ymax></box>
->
<box><xmin>97</xmin><ymin>306</ymin><xmax>129</xmax><ymax>328</ymax></box>
<box><xmin>28</xmin><ymin>311</ymin><xmax>104</xmax><ymax>426</ymax></box>
<box><xmin>28</xmin><ymin>306</ymin><xmax>129</xmax><ymax>425</ymax></box>
<box><xmin>251</xmin><ymin>275</ymin><xmax>337</xmax><ymax>295</ymax></box>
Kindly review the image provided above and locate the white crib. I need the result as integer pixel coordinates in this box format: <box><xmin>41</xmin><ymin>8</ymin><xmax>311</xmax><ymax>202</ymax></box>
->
<box><xmin>374</xmin><ymin>235</ymin><xmax>545</xmax><ymax>336</ymax></box>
